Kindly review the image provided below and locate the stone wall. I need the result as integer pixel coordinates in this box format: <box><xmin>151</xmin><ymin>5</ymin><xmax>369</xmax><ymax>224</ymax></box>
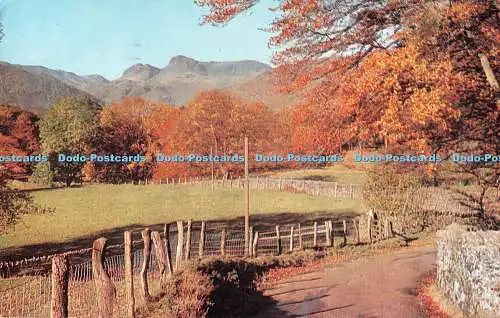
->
<box><xmin>437</xmin><ymin>224</ymin><xmax>500</xmax><ymax>317</ymax></box>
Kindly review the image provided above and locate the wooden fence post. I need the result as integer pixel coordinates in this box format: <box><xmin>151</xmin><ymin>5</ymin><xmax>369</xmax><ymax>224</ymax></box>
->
<box><xmin>276</xmin><ymin>225</ymin><xmax>281</xmax><ymax>255</ymax></box>
<box><xmin>343</xmin><ymin>220</ymin><xmax>347</xmax><ymax>246</ymax></box>
<box><xmin>353</xmin><ymin>219</ymin><xmax>360</xmax><ymax>245</ymax></box>
<box><xmin>175</xmin><ymin>221</ymin><xmax>184</xmax><ymax>269</ymax></box>
<box><xmin>252</xmin><ymin>232</ymin><xmax>259</xmax><ymax>257</ymax></box>
<box><xmin>124</xmin><ymin>231</ymin><xmax>135</xmax><ymax>318</ymax></box>
<box><xmin>249</xmin><ymin>226</ymin><xmax>253</xmax><ymax>257</ymax></box>
<box><xmin>368</xmin><ymin>215</ymin><xmax>373</xmax><ymax>244</ymax></box>
<box><xmin>289</xmin><ymin>227</ymin><xmax>294</xmax><ymax>252</ymax></box>
<box><xmin>325</xmin><ymin>221</ymin><xmax>331</xmax><ymax>247</ymax></box>
<box><xmin>199</xmin><ymin>221</ymin><xmax>206</xmax><ymax>258</ymax></box>
<box><xmin>220</xmin><ymin>228</ymin><xmax>226</xmax><ymax>256</ymax></box>
<box><xmin>152</xmin><ymin>231</ymin><xmax>169</xmax><ymax>287</ymax></box>
<box><xmin>329</xmin><ymin>220</ymin><xmax>334</xmax><ymax>247</ymax></box>
<box><xmin>92</xmin><ymin>238</ymin><xmax>116</xmax><ymax>318</ymax></box>
<box><xmin>185</xmin><ymin>220</ymin><xmax>192</xmax><ymax>260</ymax></box>
<box><xmin>298</xmin><ymin>223</ymin><xmax>303</xmax><ymax>250</ymax></box>
<box><xmin>163</xmin><ymin>224</ymin><xmax>173</xmax><ymax>274</ymax></box>
<box><xmin>50</xmin><ymin>254</ymin><xmax>69</xmax><ymax>318</ymax></box>
<box><xmin>313</xmin><ymin>222</ymin><xmax>318</xmax><ymax>248</ymax></box>
<box><xmin>140</xmin><ymin>229</ymin><xmax>152</xmax><ymax>303</ymax></box>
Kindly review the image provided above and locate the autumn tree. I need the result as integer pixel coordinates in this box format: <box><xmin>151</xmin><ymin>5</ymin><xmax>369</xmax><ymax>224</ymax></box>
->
<box><xmin>179</xmin><ymin>89</ymin><xmax>275</xmax><ymax>177</ymax></box>
<box><xmin>196</xmin><ymin>1</ymin><xmax>497</xmax><ymax>150</ymax></box>
<box><xmin>149</xmin><ymin>105</ymin><xmax>188</xmax><ymax>180</ymax></box>
<box><xmin>195</xmin><ymin>0</ymin><xmax>497</xmax><ymax>151</ymax></box>
<box><xmin>418</xmin><ymin>1</ymin><xmax>499</xmax><ymax>216</ymax></box>
<box><xmin>0</xmin><ymin>105</ymin><xmax>40</xmax><ymax>183</ymax></box>
<box><xmin>37</xmin><ymin>96</ymin><xmax>102</xmax><ymax>186</ymax></box>
<box><xmin>95</xmin><ymin>97</ymin><xmax>162</xmax><ymax>183</ymax></box>
<box><xmin>0</xmin><ymin>105</ymin><xmax>51</xmax><ymax>234</ymax></box>
<box><xmin>196</xmin><ymin>0</ymin><xmax>416</xmax><ymax>88</ymax></box>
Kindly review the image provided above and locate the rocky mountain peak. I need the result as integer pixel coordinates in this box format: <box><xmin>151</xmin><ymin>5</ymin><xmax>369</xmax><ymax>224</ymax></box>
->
<box><xmin>163</xmin><ymin>55</ymin><xmax>207</xmax><ymax>75</ymax></box>
<box><xmin>121</xmin><ymin>63</ymin><xmax>160</xmax><ymax>81</ymax></box>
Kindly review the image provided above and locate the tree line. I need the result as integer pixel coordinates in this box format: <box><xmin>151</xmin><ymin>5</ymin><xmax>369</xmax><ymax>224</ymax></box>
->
<box><xmin>1</xmin><ymin>1</ymin><xmax>497</xmax><ymax>190</ymax></box>
<box><xmin>1</xmin><ymin>90</ymin><xmax>297</xmax><ymax>187</ymax></box>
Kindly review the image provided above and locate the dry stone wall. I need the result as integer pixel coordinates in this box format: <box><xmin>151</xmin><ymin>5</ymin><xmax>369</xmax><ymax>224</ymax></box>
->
<box><xmin>437</xmin><ymin>224</ymin><xmax>500</xmax><ymax>317</ymax></box>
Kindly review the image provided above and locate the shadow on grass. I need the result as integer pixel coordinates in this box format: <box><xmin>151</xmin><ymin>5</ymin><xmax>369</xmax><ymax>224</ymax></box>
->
<box><xmin>392</xmin><ymin>231</ymin><xmax>420</xmax><ymax>245</ymax></box>
<box><xmin>0</xmin><ymin>210</ymin><xmax>360</xmax><ymax>261</ymax></box>
<box><xmin>17</xmin><ymin>184</ymin><xmax>85</xmax><ymax>193</ymax></box>
<box><xmin>299</xmin><ymin>175</ymin><xmax>336</xmax><ymax>182</ymax></box>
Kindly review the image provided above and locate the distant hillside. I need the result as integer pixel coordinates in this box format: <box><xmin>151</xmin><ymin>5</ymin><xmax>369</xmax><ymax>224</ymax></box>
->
<box><xmin>0</xmin><ymin>56</ymin><xmax>296</xmax><ymax>112</ymax></box>
<box><xmin>0</xmin><ymin>62</ymin><xmax>96</xmax><ymax>114</ymax></box>
<box><xmin>232</xmin><ymin>70</ymin><xmax>298</xmax><ymax>110</ymax></box>
<box><xmin>89</xmin><ymin>55</ymin><xmax>279</xmax><ymax>106</ymax></box>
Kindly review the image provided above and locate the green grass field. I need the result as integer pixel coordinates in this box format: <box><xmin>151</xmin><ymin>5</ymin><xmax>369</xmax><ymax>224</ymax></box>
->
<box><xmin>0</xmin><ymin>184</ymin><xmax>362</xmax><ymax>250</ymax></box>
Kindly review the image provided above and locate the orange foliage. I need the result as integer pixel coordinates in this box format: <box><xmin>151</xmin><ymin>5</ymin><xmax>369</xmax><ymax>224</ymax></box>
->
<box><xmin>149</xmin><ymin>106</ymin><xmax>188</xmax><ymax>179</ymax></box>
<box><xmin>96</xmin><ymin>97</ymin><xmax>168</xmax><ymax>183</ymax></box>
<box><xmin>150</xmin><ymin>90</ymin><xmax>288</xmax><ymax>180</ymax></box>
<box><xmin>196</xmin><ymin>0</ymin><xmax>497</xmax><ymax>164</ymax></box>
<box><xmin>0</xmin><ymin>105</ymin><xmax>40</xmax><ymax>182</ymax></box>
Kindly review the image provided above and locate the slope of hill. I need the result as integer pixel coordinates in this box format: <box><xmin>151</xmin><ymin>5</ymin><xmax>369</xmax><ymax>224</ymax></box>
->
<box><xmin>0</xmin><ymin>62</ymin><xmax>95</xmax><ymax>114</ymax></box>
<box><xmin>0</xmin><ymin>56</ymin><xmax>295</xmax><ymax>112</ymax></box>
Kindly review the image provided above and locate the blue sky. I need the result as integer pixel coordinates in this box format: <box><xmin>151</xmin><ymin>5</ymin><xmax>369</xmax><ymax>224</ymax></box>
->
<box><xmin>0</xmin><ymin>0</ymin><xmax>276</xmax><ymax>80</ymax></box>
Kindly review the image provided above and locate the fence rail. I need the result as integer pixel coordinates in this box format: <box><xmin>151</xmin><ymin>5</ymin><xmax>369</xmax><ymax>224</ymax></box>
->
<box><xmin>0</xmin><ymin>216</ymin><xmax>378</xmax><ymax>317</ymax></box>
<box><xmin>132</xmin><ymin>175</ymin><xmax>363</xmax><ymax>199</ymax></box>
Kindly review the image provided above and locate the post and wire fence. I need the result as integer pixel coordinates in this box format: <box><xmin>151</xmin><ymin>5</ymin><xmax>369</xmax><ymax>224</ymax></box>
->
<box><xmin>0</xmin><ymin>216</ymin><xmax>374</xmax><ymax>317</ymax></box>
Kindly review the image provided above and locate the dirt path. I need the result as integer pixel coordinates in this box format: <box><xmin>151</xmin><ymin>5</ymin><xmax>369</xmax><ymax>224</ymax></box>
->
<box><xmin>258</xmin><ymin>247</ymin><xmax>436</xmax><ymax>318</ymax></box>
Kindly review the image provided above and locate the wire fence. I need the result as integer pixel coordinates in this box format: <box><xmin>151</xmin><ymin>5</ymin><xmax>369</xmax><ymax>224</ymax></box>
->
<box><xmin>0</xmin><ymin>218</ymin><xmax>352</xmax><ymax>317</ymax></box>
<box><xmin>134</xmin><ymin>175</ymin><xmax>362</xmax><ymax>199</ymax></box>
<box><xmin>138</xmin><ymin>175</ymin><xmax>496</xmax><ymax>216</ymax></box>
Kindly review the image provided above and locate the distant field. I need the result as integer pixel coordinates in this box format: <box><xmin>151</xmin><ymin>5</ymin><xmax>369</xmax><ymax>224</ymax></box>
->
<box><xmin>260</xmin><ymin>151</ymin><xmax>374</xmax><ymax>184</ymax></box>
<box><xmin>262</xmin><ymin>164</ymin><xmax>367</xmax><ymax>184</ymax></box>
<box><xmin>0</xmin><ymin>184</ymin><xmax>362</xmax><ymax>250</ymax></box>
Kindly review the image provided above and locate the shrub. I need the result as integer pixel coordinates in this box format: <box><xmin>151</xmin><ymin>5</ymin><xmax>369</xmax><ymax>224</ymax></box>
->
<box><xmin>197</xmin><ymin>257</ymin><xmax>268</xmax><ymax>316</ymax></box>
<box><xmin>158</xmin><ymin>262</ymin><xmax>214</xmax><ymax>318</ymax></box>
<box><xmin>0</xmin><ymin>185</ymin><xmax>53</xmax><ymax>234</ymax></box>
<box><xmin>142</xmin><ymin>251</ymin><xmax>322</xmax><ymax>317</ymax></box>
<box><xmin>30</xmin><ymin>162</ymin><xmax>55</xmax><ymax>186</ymax></box>
<box><xmin>363</xmin><ymin>165</ymin><xmax>429</xmax><ymax>234</ymax></box>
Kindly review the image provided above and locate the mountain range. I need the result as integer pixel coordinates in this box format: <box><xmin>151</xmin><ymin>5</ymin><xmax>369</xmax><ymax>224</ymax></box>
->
<box><xmin>0</xmin><ymin>55</ymin><xmax>294</xmax><ymax>113</ymax></box>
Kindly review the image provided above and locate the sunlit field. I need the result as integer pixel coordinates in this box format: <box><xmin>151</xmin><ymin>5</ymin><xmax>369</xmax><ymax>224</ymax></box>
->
<box><xmin>0</xmin><ymin>184</ymin><xmax>362</xmax><ymax>249</ymax></box>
